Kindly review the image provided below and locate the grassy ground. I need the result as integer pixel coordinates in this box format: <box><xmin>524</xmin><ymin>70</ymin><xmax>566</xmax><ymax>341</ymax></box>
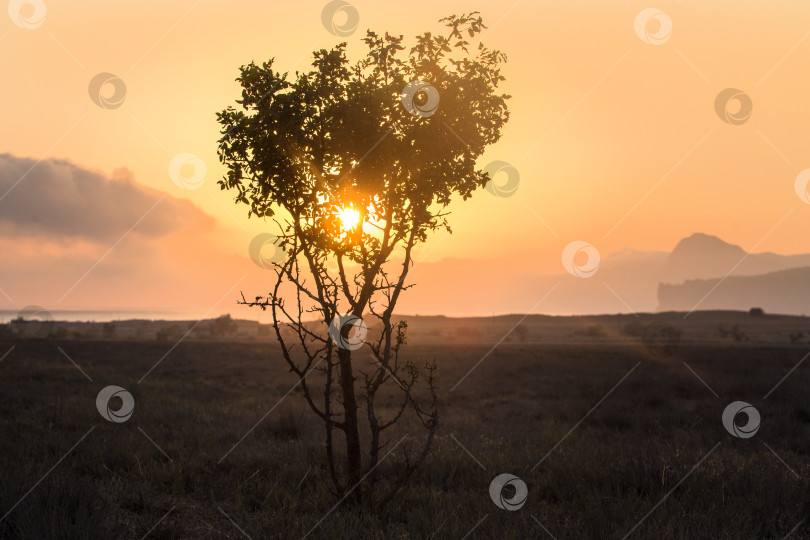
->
<box><xmin>0</xmin><ymin>313</ymin><xmax>809</xmax><ymax>538</ymax></box>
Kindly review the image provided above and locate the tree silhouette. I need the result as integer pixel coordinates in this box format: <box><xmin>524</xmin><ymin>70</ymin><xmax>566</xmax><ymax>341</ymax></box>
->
<box><xmin>217</xmin><ymin>13</ymin><xmax>509</xmax><ymax>503</ymax></box>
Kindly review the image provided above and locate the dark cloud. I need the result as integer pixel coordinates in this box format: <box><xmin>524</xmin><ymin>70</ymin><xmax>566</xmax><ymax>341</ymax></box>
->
<box><xmin>0</xmin><ymin>153</ymin><xmax>213</xmax><ymax>241</ymax></box>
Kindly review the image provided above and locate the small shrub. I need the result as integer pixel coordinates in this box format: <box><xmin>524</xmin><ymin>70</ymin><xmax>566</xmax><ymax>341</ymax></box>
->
<box><xmin>102</xmin><ymin>323</ymin><xmax>116</xmax><ymax>338</ymax></box>
<box><xmin>718</xmin><ymin>324</ymin><xmax>748</xmax><ymax>341</ymax></box>
<box><xmin>585</xmin><ymin>324</ymin><xmax>606</xmax><ymax>337</ymax></box>
<box><xmin>51</xmin><ymin>326</ymin><xmax>68</xmax><ymax>340</ymax></box>
<box><xmin>621</xmin><ymin>321</ymin><xmax>645</xmax><ymax>337</ymax></box>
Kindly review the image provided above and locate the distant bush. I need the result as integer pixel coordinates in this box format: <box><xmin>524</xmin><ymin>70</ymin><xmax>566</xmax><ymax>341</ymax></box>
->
<box><xmin>643</xmin><ymin>322</ymin><xmax>682</xmax><ymax>357</ymax></box>
<box><xmin>585</xmin><ymin>324</ymin><xmax>607</xmax><ymax>337</ymax></box>
<box><xmin>51</xmin><ymin>326</ymin><xmax>68</xmax><ymax>340</ymax></box>
<box><xmin>718</xmin><ymin>324</ymin><xmax>748</xmax><ymax>342</ymax></box>
<box><xmin>621</xmin><ymin>321</ymin><xmax>645</xmax><ymax>337</ymax></box>
<box><xmin>102</xmin><ymin>322</ymin><xmax>116</xmax><ymax>338</ymax></box>
<box><xmin>749</xmin><ymin>307</ymin><xmax>765</xmax><ymax>317</ymax></box>
<box><xmin>208</xmin><ymin>314</ymin><xmax>237</xmax><ymax>338</ymax></box>
<box><xmin>155</xmin><ymin>326</ymin><xmax>184</xmax><ymax>342</ymax></box>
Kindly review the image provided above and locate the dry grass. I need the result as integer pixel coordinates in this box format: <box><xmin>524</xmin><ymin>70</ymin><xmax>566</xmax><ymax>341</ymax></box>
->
<box><xmin>0</xmin><ymin>313</ymin><xmax>809</xmax><ymax>538</ymax></box>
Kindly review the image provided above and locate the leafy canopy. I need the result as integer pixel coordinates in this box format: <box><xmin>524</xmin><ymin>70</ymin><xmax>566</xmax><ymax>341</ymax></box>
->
<box><xmin>217</xmin><ymin>13</ymin><xmax>509</xmax><ymax>277</ymax></box>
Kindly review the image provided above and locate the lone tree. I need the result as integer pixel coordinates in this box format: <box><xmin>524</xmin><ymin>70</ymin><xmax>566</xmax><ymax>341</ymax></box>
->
<box><xmin>217</xmin><ymin>13</ymin><xmax>509</xmax><ymax>503</ymax></box>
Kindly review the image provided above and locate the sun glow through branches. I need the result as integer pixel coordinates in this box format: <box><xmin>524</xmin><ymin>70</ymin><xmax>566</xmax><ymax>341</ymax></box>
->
<box><xmin>336</xmin><ymin>206</ymin><xmax>361</xmax><ymax>232</ymax></box>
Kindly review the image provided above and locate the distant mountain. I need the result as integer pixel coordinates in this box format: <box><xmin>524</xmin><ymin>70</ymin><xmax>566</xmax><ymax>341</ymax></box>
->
<box><xmin>658</xmin><ymin>266</ymin><xmax>810</xmax><ymax>315</ymax></box>
<box><xmin>396</xmin><ymin>233</ymin><xmax>810</xmax><ymax>316</ymax></box>
<box><xmin>662</xmin><ymin>233</ymin><xmax>810</xmax><ymax>284</ymax></box>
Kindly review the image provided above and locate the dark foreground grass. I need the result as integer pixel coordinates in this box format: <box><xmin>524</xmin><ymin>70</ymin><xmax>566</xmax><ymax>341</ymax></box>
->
<box><xmin>0</xmin><ymin>330</ymin><xmax>808</xmax><ymax>539</ymax></box>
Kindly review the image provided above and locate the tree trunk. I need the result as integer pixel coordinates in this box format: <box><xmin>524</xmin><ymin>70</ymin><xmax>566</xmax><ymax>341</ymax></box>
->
<box><xmin>337</xmin><ymin>347</ymin><xmax>362</xmax><ymax>490</ymax></box>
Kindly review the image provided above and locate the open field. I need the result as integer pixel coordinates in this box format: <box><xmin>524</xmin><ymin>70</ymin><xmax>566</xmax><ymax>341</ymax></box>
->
<box><xmin>1</xmin><ymin>312</ymin><xmax>809</xmax><ymax>539</ymax></box>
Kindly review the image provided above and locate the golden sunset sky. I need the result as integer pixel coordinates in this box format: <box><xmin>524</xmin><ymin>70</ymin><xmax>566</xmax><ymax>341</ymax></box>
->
<box><xmin>1</xmin><ymin>0</ymin><xmax>809</xmax><ymax>317</ymax></box>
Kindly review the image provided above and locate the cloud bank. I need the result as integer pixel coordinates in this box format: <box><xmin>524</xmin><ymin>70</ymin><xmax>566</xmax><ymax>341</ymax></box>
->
<box><xmin>0</xmin><ymin>153</ymin><xmax>255</xmax><ymax>313</ymax></box>
<box><xmin>0</xmin><ymin>153</ymin><xmax>212</xmax><ymax>242</ymax></box>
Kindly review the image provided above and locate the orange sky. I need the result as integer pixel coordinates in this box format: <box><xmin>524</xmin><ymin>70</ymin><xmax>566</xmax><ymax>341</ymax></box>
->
<box><xmin>1</xmin><ymin>0</ymin><xmax>809</xmax><ymax>317</ymax></box>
